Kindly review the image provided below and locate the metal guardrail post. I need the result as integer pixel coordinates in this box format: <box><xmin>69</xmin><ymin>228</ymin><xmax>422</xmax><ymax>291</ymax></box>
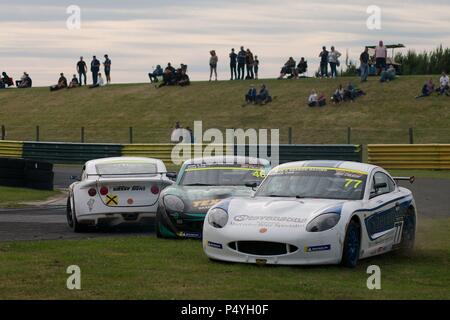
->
<box><xmin>1</xmin><ymin>125</ymin><xmax>5</xmax><ymax>140</ymax></box>
<box><xmin>36</xmin><ymin>125</ymin><xmax>40</xmax><ymax>141</ymax></box>
<box><xmin>81</xmin><ymin>127</ymin><xmax>85</xmax><ymax>143</ymax></box>
<box><xmin>347</xmin><ymin>127</ymin><xmax>352</xmax><ymax>144</ymax></box>
<box><xmin>288</xmin><ymin>127</ymin><xmax>293</xmax><ymax>144</ymax></box>
<box><xmin>129</xmin><ymin>127</ymin><xmax>133</xmax><ymax>144</ymax></box>
<box><xmin>409</xmin><ymin>128</ymin><xmax>414</xmax><ymax>144</ymax></box>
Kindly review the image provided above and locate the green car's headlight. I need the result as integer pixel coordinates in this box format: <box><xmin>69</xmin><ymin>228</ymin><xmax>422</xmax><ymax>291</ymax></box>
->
<box><xmin>208</xmin><ymin>208</ymin><xmax>229</xmax><ymax>229</ymax></box>
<box><xmin>163</xmin><ymin>195</ymin><xmax>185</xmax><ymax>212</ymax></box>
<box><xmin>306</xmin><ymin>213</ymin><xmax>340</xmax><ymax>232</ymax></box>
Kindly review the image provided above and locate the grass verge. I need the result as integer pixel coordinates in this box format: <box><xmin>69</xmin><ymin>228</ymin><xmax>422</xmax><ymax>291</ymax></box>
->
<box><xmin>0</xmin><ymin>186</ymin><xmax>61</xmax><ymax>208</ymax></box>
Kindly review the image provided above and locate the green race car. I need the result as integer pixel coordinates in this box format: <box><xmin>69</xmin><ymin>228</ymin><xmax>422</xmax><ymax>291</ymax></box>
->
<box><xmin>156</xmin><ymin>156</ymin><xmax>271</xmax><ymax>239</ymax></box>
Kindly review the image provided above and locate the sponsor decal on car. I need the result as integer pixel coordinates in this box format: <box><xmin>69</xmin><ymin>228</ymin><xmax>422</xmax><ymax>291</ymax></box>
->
<box><xmin>87</xmin><ymin>198</ymin><xmax>95</xmax><ymax>212</ymax></box>
<box><xmin>230</xmin><ymin>215</ymin><xmax>307</xmax><ymax>228</ymax></box>
<box><xmin>177</xmin><ymin>231</ymin><xmax>202</xmax><ymax>239</ymax></box>
<box><xmin>207</xmin><ymin>241</ymin><xmax>223</xmax><ymax>249</ymax></box>
<box><xmin>192</xmin><ymin>199</ymin><xmax>221</xmax><ymax>210</ymax></box>
<box><xmin>112</xmin><ymin>186</ymin><xmax>146</xmax><ymax>192</ymax></box>
<box><xmin>304</xmin><ymin>244</ymin><xmax>331</xmax><ymax>252</ymax></box>
<box><xmin>105</xmin><ymin>194</ymin><xmax>119</xmax><ymax>206</ymax></box>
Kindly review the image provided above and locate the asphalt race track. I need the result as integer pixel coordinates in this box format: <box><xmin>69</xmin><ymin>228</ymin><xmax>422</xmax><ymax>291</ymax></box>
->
<box><xmin>0</xmin><ymin>166</ymin><xmax>449</xmax><ymax>242</ymax></box>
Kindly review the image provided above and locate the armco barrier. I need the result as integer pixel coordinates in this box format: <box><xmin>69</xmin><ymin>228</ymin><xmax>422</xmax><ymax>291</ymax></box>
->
<box><xmin>22</xmin><ymin>141</ymin><xmax>122</xmax><ymax>164</ymax></box>
<box><xmin>0</xmin><ymin>158</ymin><xmax>54</xmax><ymax>190</ymax></box>
<box><xmin>368</xmin><ymin>144</ymin><xmax>450</xmax><ymax>169</ymax></box>
<box><xmin>0</xmin><ymin>141</ymin><xmax>23</xmax><ymax>158</ymax></box>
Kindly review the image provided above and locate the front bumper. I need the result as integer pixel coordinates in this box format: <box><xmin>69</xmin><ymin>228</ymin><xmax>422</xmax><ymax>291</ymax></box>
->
<box><xmin>203</xmin><ymin>225</ymin><xmax>343</xmax><ymax>265</ymax></box>
<box><xmin>159</xmin><ymin>206</ymin><xmax>206</xmax><ymax>238</ymax></box>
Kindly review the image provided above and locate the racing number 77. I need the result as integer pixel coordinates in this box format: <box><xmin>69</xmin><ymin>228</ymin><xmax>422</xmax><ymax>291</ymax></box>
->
<box><xmin>344</xmin><ymin>179</ymin><xmax>362</xmax><ymax>189</ymax></box>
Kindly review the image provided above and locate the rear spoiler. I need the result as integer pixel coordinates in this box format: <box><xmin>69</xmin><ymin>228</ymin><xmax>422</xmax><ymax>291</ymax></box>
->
<box><xmin>393</xmin><ymin>176</ymin><xmax>415</xmax><ymax>184</ymax></box>
<box><xmin>87</xmin><ymin>172</ymin><xmax>169</xmax><ymax>177</ymax></box>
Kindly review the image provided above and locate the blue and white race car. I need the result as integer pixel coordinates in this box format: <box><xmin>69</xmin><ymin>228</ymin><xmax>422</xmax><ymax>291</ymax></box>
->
<box><xmin>203</xmin><ymin>160</ymin><xmax>416</xmax><ymax>267</ymax></box>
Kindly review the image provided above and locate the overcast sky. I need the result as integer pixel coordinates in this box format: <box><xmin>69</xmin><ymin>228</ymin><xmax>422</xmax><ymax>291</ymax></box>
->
<box><xmin>0</xmin><ymin>0</ymin><xmax>449</xmax><ymax>86</ymax></box>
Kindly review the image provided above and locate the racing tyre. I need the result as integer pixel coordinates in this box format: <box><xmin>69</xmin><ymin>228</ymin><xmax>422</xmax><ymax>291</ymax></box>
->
<box><xmin>66</xmin><ymin>197</ymin><xmax>88</xmax><ymax>233</ymax></box>
<box><xmin>342</xmin><ymin>220</ymin><xmax>361</xmax><ymax>268</ymax></box>
<box><xmin>399</xmin><ymin>207</ymin><xmax>416</xmax><ymax>253</ymax></box>
<box><xmin>155</xmin><ymin>210</ymin><xmax>164</xmax><ymax>238</ymax></box>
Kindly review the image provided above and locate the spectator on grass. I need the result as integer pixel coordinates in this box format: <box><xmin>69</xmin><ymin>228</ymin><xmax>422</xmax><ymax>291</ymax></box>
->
<box><xmin>103</xmin><ymin>54</ymin><xmax>112</xmax><ymax>84</ymax></box>
<box><xmin>317</xmin><ymin>93</ymin><xmax>327</xmax><ymax>107</ymax></box>
<box><xmin>237</xmin><ymin>46</ymin><xmax>247</xmax><ymax>80</ymax></box>
<box><xmin>209</xmin><ymin>50</ymin><xmax>218</xmax><ymax>82</ymax></box>
<box><xmin>416</xmin><ymin>78</ymin><xmax>435</xmax><ymax>99</ymax></box>
<box><xmin>0</xmin><ymin>79</ymin><xmax>4</xmax><ymax>89</ymax></box>
<box><xmin>246</xmin><ymin>49</ymin><xmax>254</xmax><ymax>79</ymax></box>
<box><xmin>438</xmin><ymin>71</ymin><xmax>449</xmax><ymax>96</ymax></box>
<box><xmin>380</xmin><ymin>65</ymin><xmax>396</xmax><ymax>82</ymax></box>
<box><xmin>157</xmin><ymin>65</ymin><xmax>178</xmax><ymax>88</ymax></box>
<box><xmin>256</xmin><ymin>84</ymin><xmax>272</xmax><ymax>105</ymax></box>
<box><xmin>254</xmin><ymin>55</ymin><xmax>259</xmax><ymax>80</ymax></box>
<box><xmin>90</xmin><ymin>56</ymin><xmax>101</xmax><ymax>85</ymax></box>
<box><xmin>319</xmin><ymin>47</ymin><xmax>329</xmax><ymax>78</ymax></box>
<box><xmin>278</xmin><ymin>57</ymin><xmax>296</xmax><ymax>79</ymax></box>
<box><xmin>50</xmin><ymin>73</ymin><xmax>68</xmax><ymax>91</ymax></box>
<box><xmin>77</xmin><ymin>57</ymin><xmax>87</xmax><ymax>86</ymax></box>
<box><xmin>308</xmin><ymin>90</ymin><xmax>318</xmax><ymax>107</ymax></box>
<box><xmin>89</xmin><ymin>73</ymin><xmax>105</xmax><ymax>89</ymax></box>
<box><xmin>360</xmin><ymin>47</ymin><xmax>370</xmax><ymax>82</ymax></box>
<box><xmin>148</xmin><ymin>65</ymin><xmax>164</xmax><ymax>83</ymax></box>
<box><xmin>16</xmin><ymin>72</ymin><xmax>32</xmax><ymax>88</ymax></box>
<box><xmin>176</xmin><ymin>68</ymin><xmax>191</xmax><ymax>87</ymax></box>
<box><xmin>1</xmin><ymin>72</ymin><xmax>14</xmax><ymax>87</ymax></box>
<box><xmin>229</xmin><ymin>48</ymin><xmax>237</xmax><ymax>80</ymax></box>
<box><xmin>68</xmin><ymin>74</ymin><xmax>80</xmax><ymax>89</ymax></box>
<box><xmin>374</xmin><ymin>41</ymin><xmax>387</xmax><ymax>75</ymax></box>
<box><xmin>331</xmin><ymin>85</ymin><xmax>345</xmax><ymax>104</ymax></box>
<box><xmin>295</xmin><ymin>58</ymin><xmax>308</xmax><ymax>78</ymax></box>
<box><xmin>345</xmin><ymin>82</ymin><xmax>366</xmax><ymax>101</ymax></box>
<box><xmin>245</xmin><ymin>85</ymin><xmax>257</xmax><ymax>105</ymax></box>
<box><xmin>328</xmin><ymin>46</ymin><xmax>342</xmax><ymax>78</ymax></box>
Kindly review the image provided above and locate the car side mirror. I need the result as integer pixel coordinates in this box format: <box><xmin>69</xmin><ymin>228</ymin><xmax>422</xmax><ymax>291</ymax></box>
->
<box><xmin>166</xmin><ymin>172</ymin><xmax>177</xmax><ymax>181</ymax></box>
<box><xmin>245</xmin><ymin>182</ymin><xmax>258</xmax><ymax>191</ymax></box>
<box><xmin>70</xmin><ymin>175</ymin><xmax>81</xmax><ymax>181</ymax></box>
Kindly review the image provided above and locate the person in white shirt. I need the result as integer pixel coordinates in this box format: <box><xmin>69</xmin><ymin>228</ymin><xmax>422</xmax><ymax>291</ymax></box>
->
<box><xmin>439</xmin><ymin>71</ymin><xmax>449</xmax><ymax>95</ymax></box>
<box><xmin>308</xmin><ymin>90</ymin><xmax>318</xmax><ymax>107</ymax></box>
<box><xmin>328</xmin><ymin>46</ymin><xmax>342</xmax><ymax>78</ymax></box>
<box><xmin>374</xmin><ymin>40</ymin><xmax>387</xmax><ymax>75</ymax></box>
<box><xmin>89</xmin><ymin>73</ymin><xmax>105</xmax><ymax>89</ymax></box>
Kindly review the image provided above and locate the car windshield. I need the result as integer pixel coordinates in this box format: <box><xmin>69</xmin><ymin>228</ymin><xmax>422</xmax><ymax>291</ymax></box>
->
<box><xmin>95</xmin><ymin>161</ymin><xmax>158</xmax><ymax>176</ymax></box>
<box><xmin>180</xmin><ymin>163</ymin><xmax>267</xmax><ymax>186</ymax></box>
<box><xmin>255</xmin><ymin>166</ymin><xmax>367</xmax><ymax>200</ymax></box>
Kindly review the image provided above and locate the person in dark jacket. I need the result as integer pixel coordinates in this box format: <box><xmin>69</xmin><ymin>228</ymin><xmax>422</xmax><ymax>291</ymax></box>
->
<box><xmin>90</xmin><ymin>56</ymin><xmax>101</xmax><ymax>85</ymax></box>
<box><xmin>319</xmin><ymin>46</ymin><xmax>329</xmax><ymax>78</ymax></box>
<box><xmin>148</xmin><ymin>65</ymin><xmax>163</xmax><ymax>83</ymax></box>
<box><xmin>244</xmin><ymin>85</ymin><xmax>257</xmax><ymax>105</ymax></box>
<box><xmin>237</xmin><ymin>46</ymin><xmax>247</xmax><ymax>80</ymax></box>
<box><xmin>256</xmin><ymin>84</ymin><xmax>272</xmax><ymax>105</ymax></box>
<box><xmin>77</xmin><ymin>57</ymin><xmax>87</xmax><ymax>86</ymax></box>
<box><xmin>245</xmin><ymin>48</ymin><xmax>254</xmax><ymax>79</ymax></box>
<box><xmin>50</xmin><ymin>73</ymin><xmax>68</xmax><ymax>91</ymax></box>
<box><xmin>103</xmin><ymin>54</ymin><xmax>112</xmax><ymax>84</ymax></box>
<box><xmin>229</xmin><ymin>48</ymin><xmax>237</xmax><ymax>80</ymax></box>
<box><xmin>1</xmin><ymin>72</ymin><xmax>13</xmax><ymax>87</ymax></box>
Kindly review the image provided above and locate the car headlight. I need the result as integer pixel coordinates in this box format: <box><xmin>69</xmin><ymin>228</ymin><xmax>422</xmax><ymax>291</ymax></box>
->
<box><xmin>163</xmin><ymin>195</ymin><xmax>185</xmax><ymax>212</ymax></box>
<box><xmin>208</xmin><ymin>208</ymin><xmax>229</xmax><ymax>228</ymax></box>
<box><xmin>306</xmin><ymin>213</ymin><xmax>340</xmax><ymax>232</ymax></box>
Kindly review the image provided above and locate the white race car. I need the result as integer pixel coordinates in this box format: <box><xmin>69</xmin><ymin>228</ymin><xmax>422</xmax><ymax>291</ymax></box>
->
<box><xmin>203</xmin><ymin>160</ymin><xmax>416</xmax><ymax>267</ymax></box>
<box><xmin>67</xmin><ymin>157</ymin><xmax>173</xmax><ymax>232</ymax></box>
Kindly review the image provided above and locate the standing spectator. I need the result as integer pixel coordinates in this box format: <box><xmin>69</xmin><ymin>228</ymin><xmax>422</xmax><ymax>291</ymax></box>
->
<box><xmin>209</xmin><ymin>50</ymin><xmax>218</xmax><ymax>82</ymax></box>
<box><xmin>77</xmin><ymin>57</ymin><xmax>87</xmax><ymax>86</ymax></box>
<box><xmin>374</xmin><ymin>41</ymin><xmax>387</xmax><ymax>75</ymax></box>
<box><xmin>148</xmin><ymin>65</ymin><xmax>163</xmax><ymax>83</ymax></box>
<box><xmin>319</xmin><ymin>46</ymin><xmax>329</xmax><ymax>78</ymax></box>
<box><xmin>246</xmin><ymin>49</ymin><xmax>254</xmax><ymax>79</ymax></box>
<box><xmin>359</xmin><ymin>47</ymin><xmax>370</xmax><ymax>82</ymax></box>
<box><xmin>237</xmin><ymin>46</ymin><xmax>247</xmax><ymax>80</ymax></box>
<box><xmin>103</xmin><ymin>54</ymin><xmax>112</xmax><ymax>84</ymax></box>
<box><xmin>90</xmin><ymin>55</ymin><xmax>101</xmax><ymax>85</ymax></box>
<box><xmin>328</xmin><ymin>46</ymin><xmax>341</xmax><ymax>78</ymax></box>
<box><xmin>229</xmin><ymin>48</ymin><xmax>237</xmax><ymax>80</ymax></box>
<box><xmin>438</xmin><ymin>71</ymin><xmax>449</xmax><ymax>95</ymax></box>
<box><xmin>253</xmin><ymin>55</ymin><xmax>260</xmax><ymax>80</ymax></box>
<box><xmin>50</xmin><ymin>73</ymin><xmax>68</xmax><ymax>91</ymax></box>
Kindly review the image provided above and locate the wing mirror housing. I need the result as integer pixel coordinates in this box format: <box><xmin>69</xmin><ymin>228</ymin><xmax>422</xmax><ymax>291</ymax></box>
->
<box><xmin>166</xmin><ymin>172</ymin><xmax>178</xmax><ymax>181</ymax></box>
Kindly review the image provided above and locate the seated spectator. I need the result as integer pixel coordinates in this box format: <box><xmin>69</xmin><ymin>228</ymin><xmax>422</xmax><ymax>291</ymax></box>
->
<box><xmin>68</xmin><ymin>74</ymin><xmax>80</xmax><ymax>89</ymax></box>
<box><xmin>89</xmin><ymin>73</ymin><xmax>105</xmax><ymax>89</ymax></box>
<box><xmin>380</xmin><ymin>65</ymin><xmax>396</xmax><ymax>82</ymax></box>
<box><xmin>416</xmin><ymin>78</ymin><xmax>435</xmax><ymax>99</ymax></box>
<box><xmin>0</xmin><ymin>79</ymin><xmax>5</xmax><ymax>89</ymax></box>
<box><xmin>1</xmin><ymin>72</ymin><xmax>14</xmax><ymax>87</ymax></box>
<box><xmin>256</xmin><ymin>84</ymin><xmax>272</xmax><ymax>105</ymax></box>
<box><xmin>438</xmin><ymin>71</ymin><xmax>449</xmax><ymax>96</ymax></box>
<box><xmin>177</xmin><ymin>69</ymin><xmax>190</xmax><ymax>87</ymax></box>
<box><xmin>245</xmin><ymin>85</ymin><xmax>257</xmax><ymax>105</ymax></box>
<box><xmin>308</xmin><ymin>90</ymin><xmax>318</xmax><ymax>107</ymax></box>
<box><xmin>16</xmin><ymin>73</ymin><xmax>32</xmax><ymax>88</ymax></box>
<box><xmin>278</xmin><ymin>57</ymin><xmax>296</xmax><ymax>79</ymax></box>
<box><xmin>148</xmin><ymin>65</ymin><xmax>163</xmax><ymax>83</ymax></box>
<box><xmin>331</xmin><ymin>85</ymin><xmax>345</xmax><ymax>104</ymax></box>
<box><xmin>317</xmin><ymin>93</ymin><xmax>326</xmax><ymax>106</ymax></box>
<box><xmin>157</xmin><ymin>67</ymin><xmax>176</xmax><ymax>88</ymax></box>
<box><xmin>295</xmin><ymin>58</ymin><xmax>308</xmax><ymax>78</ymax></box>
<box><xmin>344</xmin><ymin>82</ymin><xmax>366</xmax><ymax>101</ymax></box>
<box><xmin>50</xmin><ymin>73</ymin><xmax>68</xmax><ymax>91</ymax></box>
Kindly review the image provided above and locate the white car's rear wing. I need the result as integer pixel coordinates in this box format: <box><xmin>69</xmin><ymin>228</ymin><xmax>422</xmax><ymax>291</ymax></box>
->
<box><xmin>393</xmin><ymin>176</ymin><xmax>415</xmax><ymax>184</ymax></box>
